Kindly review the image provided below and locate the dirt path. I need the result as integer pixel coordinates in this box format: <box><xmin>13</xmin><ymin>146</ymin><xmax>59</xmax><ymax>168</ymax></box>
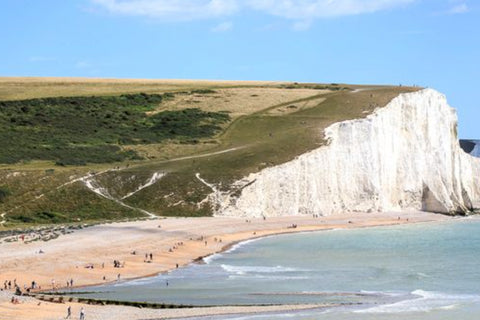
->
<box><xmin>80</xmin><ymin>174</ymin><xmax>158</xmax><ymax>218</ymax></box>
<box><xmin>0</xmin><ymin>170</ymin><xmax>118</xmax><ymax>226</ymax></box>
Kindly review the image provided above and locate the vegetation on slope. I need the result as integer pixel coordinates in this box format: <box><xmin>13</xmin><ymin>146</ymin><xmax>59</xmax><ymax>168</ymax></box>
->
<box><xmin>0</xmin><ymin>80</ymin><xmax>419</xmax><ymax>227</ymax></box>
<box><xmin>120</xmin><ymin>86</ymin><xmax>419</xmax><ymax>217</ymax></box>
<box><xmin>0</xmin><ymin>93</ymin><xmax>230</xmax><ymax>165</ymax></box>
<box><xmin>0</xmin><ymin>186</ymin><xmax>9</xmax><ymax>202</ymax></box>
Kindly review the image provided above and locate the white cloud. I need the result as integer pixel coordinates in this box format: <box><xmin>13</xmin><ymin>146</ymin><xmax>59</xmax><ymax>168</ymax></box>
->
<box><xmin>92</xmin><ymin>0</ymin><xmax>417</xmax><ymax>21</ymax></box>
<box><xmin>211</xmin><ymin>21</ymin><xmax>233</xmax><ymax>32</ymax></box>
<box><xmin>448</xmin><ymin>3</ymin><xmax>469</xmax><ymax>14</ymax></box>
<box><xmin>247</xmin><ymin>0</ymin><xmax>415</xmax><ymax>20</ymax></box>
<box><xmin>91</xmin><ymin>0</ymin><xmax>239</xmax><ymax>20</ymax></box>
<box><xmin>434</xmin><ymin>1</ymin><xmax>469</xmax><ymax>15</ymax></box>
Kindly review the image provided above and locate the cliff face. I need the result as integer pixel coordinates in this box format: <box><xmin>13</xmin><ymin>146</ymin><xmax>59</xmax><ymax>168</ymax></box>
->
<box><xmin>211</xmin><ymin>89</ymin><xmax>480</xmax><ymax>217</ymax></box>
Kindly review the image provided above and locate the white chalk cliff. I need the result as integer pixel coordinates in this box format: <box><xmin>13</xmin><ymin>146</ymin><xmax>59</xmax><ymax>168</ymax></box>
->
<box><xmin>211</xmin><ymin>89</ymin><xmax>480</xmax><ymax>217</ymax></box>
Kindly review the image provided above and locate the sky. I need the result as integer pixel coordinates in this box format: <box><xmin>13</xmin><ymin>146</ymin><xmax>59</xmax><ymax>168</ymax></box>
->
<box><xmin>0</xmin><ymin>0</ymin><xmax>478</xmax><ymax>138</ymax></box>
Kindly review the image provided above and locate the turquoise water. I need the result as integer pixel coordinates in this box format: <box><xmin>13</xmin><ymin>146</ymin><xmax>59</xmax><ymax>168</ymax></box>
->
<box><xmin>73</xmin><ymin>218</ymin><xmax>480</xmax><ymax>319</ymax></box>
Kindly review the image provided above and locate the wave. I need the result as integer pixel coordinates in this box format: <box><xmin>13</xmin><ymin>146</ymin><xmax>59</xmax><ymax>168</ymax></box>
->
<box><xmin>202</xmin><ymin>253</ymin><xmax>222</xmax><ymax>264</ymax></box>
<box><xmin>251</xmin><ymin>290</ymin><xmax>399</xmax><ymax>297</ymax></box>
<box><xmin>113</xmin><ymin>277</ymin><xmax>159</xmax><ymax>287</ymax></box>
<box><xmin>221</xmin><ymin>264</ymin><xmax>301</xmax><ymax>275</ymax></box>
<box><xmin>224</xmin><ymin>313</ymin><xmax>305</xmax><ymax>320</ymax></box>
<box><xmin>355</xmin><ymin>289</ymin><xmax>480</xmax><ymax>314</ymax></box>
<box><xmin>203</xmin><ymin>238</ymin><xmax>265</xmax><ymax>264</ymax></box>
<box><xmin>228</xmin><ymin>275</ymin><xmax>309</xmax><ymax>281</ymax></box>
<box><xmin>359</xmin><ymin>290</ymin><xmax>405</xmax><ymax>297</ymax></box>
<box><xmin>406</xmin><ymin>272</ymin><xmax>432</xmax><ymax>280</ymax></box>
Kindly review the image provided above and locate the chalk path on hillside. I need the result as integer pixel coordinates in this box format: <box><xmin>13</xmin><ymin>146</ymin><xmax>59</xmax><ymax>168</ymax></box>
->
<box><xmin>0</xmin><ymin>147</ymin><xmax>244</xmax><ymax>224</ymax></box>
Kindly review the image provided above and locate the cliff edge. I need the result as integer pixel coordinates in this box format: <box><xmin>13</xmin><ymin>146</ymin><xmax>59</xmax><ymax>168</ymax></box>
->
<box><xmin>212</xmin><ymin>89</ymin><xmax>480</xmax><ymax>216</ymax></box>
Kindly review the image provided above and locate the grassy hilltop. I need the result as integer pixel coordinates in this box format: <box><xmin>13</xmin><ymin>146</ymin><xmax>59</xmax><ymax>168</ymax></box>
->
<box><xmin>0</xmin><ymin>77</ymin><xmax>418</xmax><ymax>228</ymax></box>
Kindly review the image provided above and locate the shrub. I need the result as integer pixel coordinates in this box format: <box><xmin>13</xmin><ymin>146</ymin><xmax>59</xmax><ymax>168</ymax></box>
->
<box><xmin>0</xmin><ymin>186</ymin><xmax>10</xmax><ymax>202</ymax></box>
<box><xmin>0</xmin><ymin>93</ymin><xmax>230</xmax><ymax>165</ymax></box>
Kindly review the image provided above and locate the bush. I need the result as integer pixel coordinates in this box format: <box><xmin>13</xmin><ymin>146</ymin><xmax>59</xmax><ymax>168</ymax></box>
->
<box><xmin>190</xmin><ymin>89</ymin><xmax>217</xmax><ymax>94</ymax></box>
<box><xmin>0</xmin><ymin>186</ymin><xmax>10</xmax><ymax>202</ymax></box>
<box><xmin>0</xmin><ymin>93</ymin><xmax>230</xmax><ymax>165</ymax></box>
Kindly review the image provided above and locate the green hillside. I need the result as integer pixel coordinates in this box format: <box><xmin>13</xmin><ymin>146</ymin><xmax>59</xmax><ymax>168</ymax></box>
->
<box><xmin>0</xmin><ymin>78</ymin><xmax>418</xmax><ymax>229</ymax></box>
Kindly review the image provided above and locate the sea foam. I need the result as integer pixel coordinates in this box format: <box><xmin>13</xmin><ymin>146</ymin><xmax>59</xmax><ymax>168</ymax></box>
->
<box><xmin>355</xmin><ymin>290</ymin><xmax>480</xmax><ymax>314</ymax></box>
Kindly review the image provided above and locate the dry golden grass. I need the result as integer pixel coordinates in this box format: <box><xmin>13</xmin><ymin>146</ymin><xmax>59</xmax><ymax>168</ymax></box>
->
<box><xmin>131</xmin><ymin>87</ymin><xmax>329</xmax><ymax>159</ymax></box>
<box><xmin>265</xmin><ymin>97</ymin><xmax>327</xmax><ymax>115</ymax></box>
<box><xmin>122</xmin><ymin>141</ymin><xmax>220</xmax><ymax>161</ymax></box>
<box><xmin>149</xmin><ymin>87</ymin><xmax>325</xmax><ymax>119</ymax></box>
<box><xmin>0</xmin><ymin>77</ymin><xmax>287</xmax><ymax>101</ymax></box>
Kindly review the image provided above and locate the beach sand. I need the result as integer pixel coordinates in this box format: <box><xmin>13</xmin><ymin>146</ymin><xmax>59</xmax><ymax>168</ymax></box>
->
<box><xmin>0</xmin><ymin>211</ymin><xmax>451</xmax><ymax>319</ymax></box>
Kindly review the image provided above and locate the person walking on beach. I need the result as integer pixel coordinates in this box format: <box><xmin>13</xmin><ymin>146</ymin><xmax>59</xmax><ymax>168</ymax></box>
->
<box><xmin>65</xmin><ymin>305</ymin><xmax>71</xmax><ymax>319</ymax></box>
<box><xmin>79</xmin><ymin>307</ymin><xmax>85</xmax><ymax>320</ymax></box>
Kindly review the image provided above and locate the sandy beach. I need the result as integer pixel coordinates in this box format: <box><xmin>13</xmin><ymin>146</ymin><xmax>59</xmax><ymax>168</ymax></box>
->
<box><xmin>0</xmin><ymin>211</ymin><xmax>451</xmax><ymax>319</ymax></box>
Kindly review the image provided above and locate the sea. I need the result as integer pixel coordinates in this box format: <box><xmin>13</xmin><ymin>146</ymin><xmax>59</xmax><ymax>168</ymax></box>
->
<box><xmin>72</xmin><ymin>217</ymin><xmax>480</xmax><ymax>319</ymax></box>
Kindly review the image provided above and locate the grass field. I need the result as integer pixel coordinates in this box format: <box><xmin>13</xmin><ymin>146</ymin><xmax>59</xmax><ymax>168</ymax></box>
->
<box><xmin>0</xmin><ymin>77</ymin><xmax>418</xmax><ymax>228</ymax></box>
<box><xmin>0</xmin><ymin>77</ymin><xmax>286</xmax><ymax>101</ymax></box>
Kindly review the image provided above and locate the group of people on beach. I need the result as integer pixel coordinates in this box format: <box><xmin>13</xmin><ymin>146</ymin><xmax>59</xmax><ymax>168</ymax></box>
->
<box><xmin>168</xmin><ymin>241</ymin><xmax>185</xmax><ymax>253</ymax></box>
<box><xmin>144</xmin><ymin>252</ymin><xmax>154</xmax><ymax>263</ymax></box>
<box><xmin>113</xmin><ymin>260</ymin><xmax>124</xmax><ymax>268</ymax></box>
<box><xmin>49</xmin><ymin>277</ymin><xmax>76</xmax><ymax>291</ymax></box>
<box><xmin>2</xmin><ymin>279</ymin><xmax>25</xmax><ymax>306</ymax></box>
<box><xmin>2</xmin><ymin>277</ymin><xmax>48</xmax><ymax>296</ymax></box>
<box><xmin>65</xmin><ymin>305</ymin><xmax>85</xmax><ymax>319</ymax></box>
<box><xmin>3</xmin><ymin>276</ymin><xmax>79</xmax><ymax>294</ymax></box>
<box><xmin>3</xmin><ymin>279</ymin><xmax>14</xmax><ymax>290</ymax></box>
<box><xmin>65</xmin><ymin>278</ymin><xmax>74</xmax><ymax>288</ymax></box>
<box><xmin>10</xmin><ymin>296</ymin><xmax>20</xmax><ymax>304</ymax></box>
<box><xmin>2</xmin><ymin>278</ymin><xmax>23</xmax><ymax>295</ymax></box>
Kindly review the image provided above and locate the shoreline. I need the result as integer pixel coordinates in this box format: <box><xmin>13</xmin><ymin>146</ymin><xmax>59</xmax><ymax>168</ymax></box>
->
<box><xmin>200</xmin><ymin>215</ymin><xmax>466</xmax><ymax>266</ymax></box>
<box><xmin>43</xmin><ymin>217</ymin><xmax>452</xmax><ymax>293</ymax></box>
<box><xmin>0</xmin><ymin>211</ymin><xmax>456</xmax><ymax>319</ymax></box>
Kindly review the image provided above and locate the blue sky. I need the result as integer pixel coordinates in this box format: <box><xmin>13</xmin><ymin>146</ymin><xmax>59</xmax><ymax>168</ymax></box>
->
<box><xmin>1</xmin><ymin>0</ymin><xmax>478</xmax><ymax>138</ymax></box>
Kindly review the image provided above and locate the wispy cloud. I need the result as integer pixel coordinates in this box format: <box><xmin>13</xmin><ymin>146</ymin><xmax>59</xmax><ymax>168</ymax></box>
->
<box><xmin>434</xmin><ymin>1</ymin><xmax>469</xmax><ymax>15</ymax></box>
<box><xmin>91</xmin><ymin>0</ymin><xmax>239</xmax><ymax>21</ymax></box>
<box><xmin>247</xmin><ymin>0</ymin><xmax>415</xmax><ymax>20</ymax></box>
<box><xmin>448</xmin><ymin>3</ymin><xmax>469</xmax><ymax>14</ymax></box>
<box><xmin>91</xmin><ymin>0</ymin><xmax>417</xmax><ymax>22</ymax></box>
<box><xmin>211</xmin><ymin>21</ymin><xmax>233</xmax><ymax>32</ymax></box>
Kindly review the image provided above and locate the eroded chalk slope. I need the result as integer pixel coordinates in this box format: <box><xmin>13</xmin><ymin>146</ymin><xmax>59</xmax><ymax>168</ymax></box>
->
<box><xmin>212</xmin><ymin>89</ymin><xmax>480</xmax><ymax>216</ymax></box>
